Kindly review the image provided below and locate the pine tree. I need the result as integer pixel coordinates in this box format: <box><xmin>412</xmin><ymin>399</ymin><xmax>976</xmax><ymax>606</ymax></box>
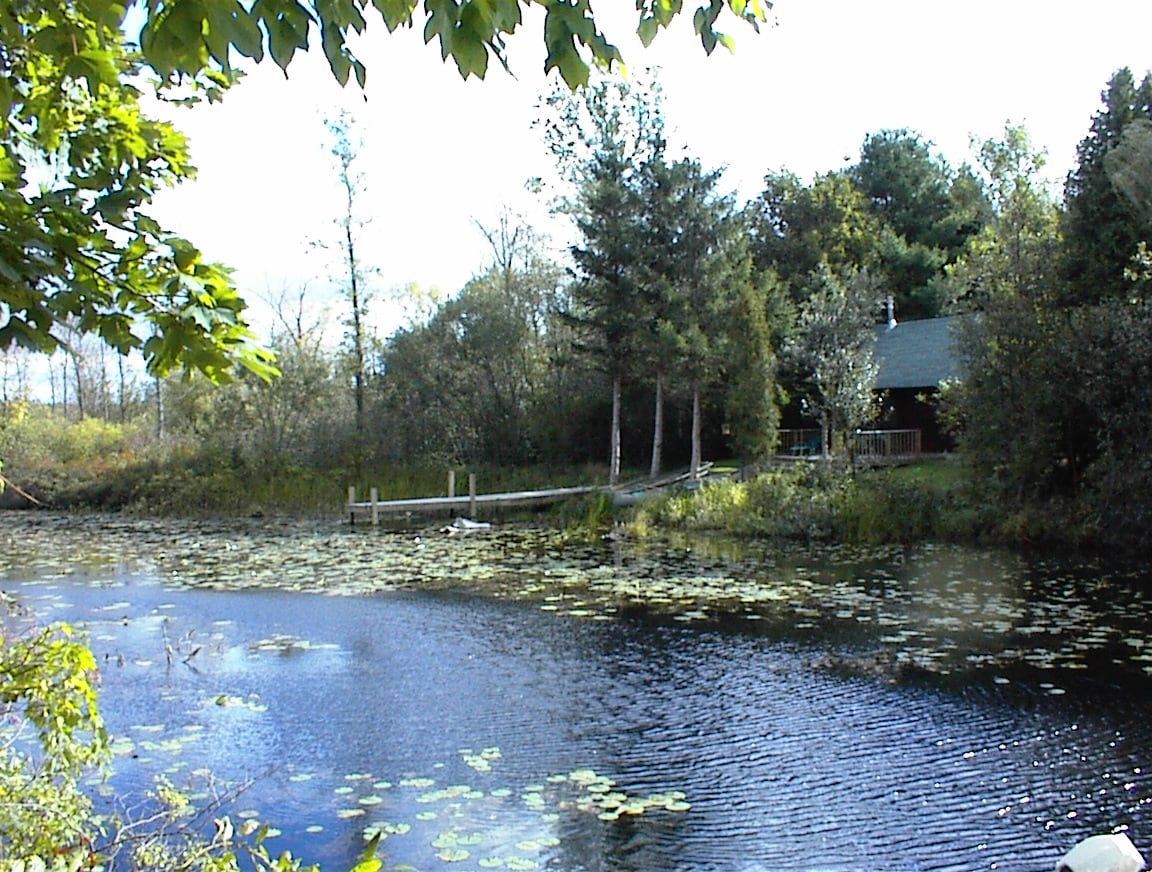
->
<box><xmin>1062</xmin><ymin>68</ymin><xmax>1152</xmax><ymax>304</ymax></box>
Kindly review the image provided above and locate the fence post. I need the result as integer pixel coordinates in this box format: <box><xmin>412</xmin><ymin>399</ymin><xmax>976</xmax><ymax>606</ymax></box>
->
<box><xmin>448</xmin><ymin>470</ymin><xmax>456</xmax><ymax>498</ymax></box>
<box><xmin>468</xmin><ymin>473</ymin><xmax>477</xmax><ymax>518</ymax></box>
<box><xmin>348</xmin><ymin>486</ymin><xmax>356</xmax><ymax>525</ymax></box>
<box><xmin>370</xmin><ymin>487</ymin><xmax>379</xmax><ymax>527</ymax></box>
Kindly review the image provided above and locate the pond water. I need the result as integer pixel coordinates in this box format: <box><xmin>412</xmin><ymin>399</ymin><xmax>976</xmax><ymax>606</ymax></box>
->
<box><xmin>4</xmin><ymin>512</ymin><xmax>1152</xmax><ymax>871</ymax></box>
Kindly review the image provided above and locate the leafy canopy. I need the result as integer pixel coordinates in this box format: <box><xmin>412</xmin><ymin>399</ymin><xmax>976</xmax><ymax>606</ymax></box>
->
<box><xmin>3</xmin><ymin>0</ymin><xmax>767</xmax><ymax>384</ymax></box>
<box><xmin>2</xmin><ymin>0</ymin><xmax>277</xmax><ymax>382</ymax></box>
<box><xmin>136</xmin><ymin>0</ymin><xmax>771</xmax><ymax>90</ymax></box>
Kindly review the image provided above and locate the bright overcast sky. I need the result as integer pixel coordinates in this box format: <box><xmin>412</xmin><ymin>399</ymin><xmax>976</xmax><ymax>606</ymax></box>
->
<box><xmin>146</xmin><ymin>0</ymin><xmax>1152</xmax><ymax>338</ymax></box>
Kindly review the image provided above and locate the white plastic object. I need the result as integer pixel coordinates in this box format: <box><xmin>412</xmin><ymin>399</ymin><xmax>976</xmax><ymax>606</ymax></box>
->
<box><xmin>1056</xmin><ymin>833</ymin><xmax>1146</xmax><ymax>872</ymax></box>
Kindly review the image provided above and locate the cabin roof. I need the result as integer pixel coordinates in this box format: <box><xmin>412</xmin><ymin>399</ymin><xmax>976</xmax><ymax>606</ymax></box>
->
<box><xmin>873</xmin><ymin>316</ymin><xmax>963</xmax><ymax>390</ymax></box>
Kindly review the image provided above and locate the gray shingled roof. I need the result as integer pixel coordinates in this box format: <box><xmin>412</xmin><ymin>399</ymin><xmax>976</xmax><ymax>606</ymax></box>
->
<box><xmin>873</xmin><ymin>316</ymin><xmax>963</xmax><ymax>389</ymax></box>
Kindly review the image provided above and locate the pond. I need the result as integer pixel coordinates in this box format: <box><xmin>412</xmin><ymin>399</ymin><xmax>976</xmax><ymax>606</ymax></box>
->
<box><xmin>3</xmin><ymin>512</ymin><xmax>1152</xmax><ymax>871</ymax></box>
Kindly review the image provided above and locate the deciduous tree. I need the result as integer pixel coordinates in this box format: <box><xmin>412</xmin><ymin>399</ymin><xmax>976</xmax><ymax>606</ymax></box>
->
<box><xmin>134</xmin><ymin>0</ymin><xmax>770</xmax><ymax>90</ymax></box>
<box><xmin>748</xmin><ymin>171</ymin><xmax>885</xmax><ymax>301</ymax></box>
<box><xmin>783</xmin><ymin>263</ymin><xmax>879</xmax><ymax>458</ymax></box>
<box><xmin>324</xmin><ymin>111</ymin><xmax>378</xmax><ymax>447</ymax></box>
<box><xmin>1</xmin><ymin>0</ymin><xmax>276</xmax><ymax>382</ymax></box>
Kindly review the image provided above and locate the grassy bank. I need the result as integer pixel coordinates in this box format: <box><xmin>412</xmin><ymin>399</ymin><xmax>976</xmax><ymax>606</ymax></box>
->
<box><xmin>4</xmin><ymin>437</ymin><xmax>611</xmax><ymax>519</ymax></box>
<box><xmin>630</xmin><ymin>459</ymin><xmax>995</xmax><ymax>545</ymax></box>
<box><xmin>0</xmin><ymin>407</ymin><xmax>1080</xmax><ymax>551</ymax></box>
<box><xmin>6</xmin><ymin>431</ymin><xmax>989</xmax><ymax>547</ymax></box>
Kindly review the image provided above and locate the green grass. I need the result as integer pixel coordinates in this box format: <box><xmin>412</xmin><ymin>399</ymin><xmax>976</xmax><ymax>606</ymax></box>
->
<box><xmin>629</xmin><ymin>457</ymin><xmax>992</xmax><ymax>545</ymax></box>
<box><xmin>837</xmin><ymin>458</ymin><xmax>991</xmax><ymax>544</ymax></box>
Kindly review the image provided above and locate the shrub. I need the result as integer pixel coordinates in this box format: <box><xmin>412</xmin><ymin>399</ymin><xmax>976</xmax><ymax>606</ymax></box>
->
<box><xmin>634</xmin><ymin>463</ymin><xmax>848</xmax><ymax>539</ymax></box>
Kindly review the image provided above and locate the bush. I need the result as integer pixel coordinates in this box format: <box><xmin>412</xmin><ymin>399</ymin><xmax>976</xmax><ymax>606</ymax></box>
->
<box><xmin>0</xmin><ymin>624</ymin><xmax>107</xmax><ymax>862</ymax></box>
<box><xmin>634</xmin><ymin>463</ymin><xmax>848</xmax><ymax>539</ymax></box>
<box><xmin>632</xmin><ymin>460</ymin><xmax>996</xmax><ymax>545</ymax></box>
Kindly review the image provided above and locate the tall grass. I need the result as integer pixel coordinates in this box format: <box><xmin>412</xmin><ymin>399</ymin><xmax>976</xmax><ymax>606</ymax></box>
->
<box><xmin>633</xmin><ymin>459</ymin><xmax>989</xmax><ymax>544</ymax></box>
<box><xmin>634</xmin><ymin>463</ymin><xmax>848</xmax><ymax>539</ymax></box>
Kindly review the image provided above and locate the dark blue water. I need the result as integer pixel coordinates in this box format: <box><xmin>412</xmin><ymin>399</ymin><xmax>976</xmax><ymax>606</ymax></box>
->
<box><xmin>8</xmin><ymin>559</ymin><xmax>1152</xmax><ymax>872</ymax></box>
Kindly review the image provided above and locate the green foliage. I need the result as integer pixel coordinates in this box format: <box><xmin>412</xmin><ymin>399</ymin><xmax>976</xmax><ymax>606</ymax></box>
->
<box><xmin>748</xmin><ymin>132</ymin><xmax>989</xmax><ymax>320</ymax></box>
<box><xmin>1106</xmin><ymin>118</ymin><xmax>1152</xmax><ymax>232</ymax></box>
<box><xmin>551</xmin><ymin>489</ymin><xmax>621</xmax><ymax>539</ymax></box>
<box><xmin>1062</xmin><ymin>68</ymin><xmax>1152</xmax><ymax>304</ymax></box>
<box><xmin>783</xmin><ymin>264</ymin><xmax>880</xmax><ymax>454</ymax></box>
<box><xmin>1</xmin><ymin>0</ymin><xmax>277</xmax><ymax>383</ymax></box>
<box><xmin>722</xmin><ymin>266</ymin><xmax>785</xmax><ymax>464</ymax></box>
<box><xmin>544</xmin><ymin>71</ymin><xmax>669</xmax><ymax>483</ymax></box>
<box><xmin>853</xmin><ymin>129</ymin><xmax>966</xmax><ymax>252</ymax></box>
<box><xmin>0</xmin><ymin>624</ymin><xmax>107</xmax><ymax>861</ymax></box>
<box><xmin>852</xmin><ymin>129</ymin><xmax>990</xmax><ymax>318</ymax></box>
<box><xmin>0</xmin><ymin>624</ymin><xmax>344</xmax><ymax>870</ymax></box>
<box><xmin>376</xmin><ymin>254</ymin><xmax>566</xmax><ymax>467</ymax></box>
<box><xmin>636</xmin><ymin>464</ymin><xmax>847</xmax><ymax>539</ymax></box>
<box><xmin>0</xmin><ymin>401</ymin><xmax>150</xmax><ymax>505</ymax></box>
<box><xmin>941</xmin><ymin>297</ymin><xmax>1145</xmax><ymax>553</ymax></box>
<box><xmin>1065</xmin><ymin>300</ymin><xmax>1152</xmax><ymax>554</ymax></box>
<box><xmin>132</xmin><ymin>0</ymin><xmax>767</xmax><ymax>91</ymax></box>
<box><xmin>749</xmin><ymin>170</ymin><xmax>886</xmax><ymax>290</ymax></box>
<box><xmin>0</xmin><ymin>402</ymin><xmax>145</xmax><ymax>467</ymax></box>
<box><xmin>546</xmin><ymin>71</ymin><xmax>666</xmax><ymax>376</ymax></box>
<box><xmin>835</xmin><ymin>462</ymin><xmax>989</xmax><ymax>544</ymax></box>
<box><xmin>545</xmin><ymin>71</ymin><xmax>786</xmax><ymax>480</ymax></box>
<box><xmin>633</xmin><ymin>461</ymin><xmax>987</xmax><ymax>544</ymax></box>
<box><xmin>6</xmin><ymin>0</ymin><xmax>765</xmax><ymax>393</ymax></box>
<box><xmin>937</xmin><ymin>124</ymin><xmax>1062</xmax><ymax>313</ymax></box>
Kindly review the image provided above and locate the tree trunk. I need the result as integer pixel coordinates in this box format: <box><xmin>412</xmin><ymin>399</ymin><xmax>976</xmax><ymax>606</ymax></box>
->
<box><xmin>347</xmin><ymin>222</ymin><xmax>366</xmax><ymax>442</ymax></box>
<box><xmin>71</xmin><ymin>352</ymin><xmax>84</xmax><ymax>419</ymax></box>
<box><xmin>821</xmin><ymin>412</ymin><xmax>831</xmax><ymax>460</ymax></box>
<box><xmin>118</xmin><ymin>354</ymin><xmax>127</xmax><ymax>423</ymax></box>
<box><xmin>609</xmin><ymin>371</ymin><xmax>622</xmax><ymax>486</ymax></box>
<box><xmin>690</xmin><ymin>381</ymin><xmax>702</xmax><ymax>478</ymax></box>
<box><xmin>155</xmin><ymin>375</ymin><xmax>165</xmax><ymax>438</ymax></box>
<box><xmin>649</xmin><ymin>370</ymin><xmax>664</xmax><ymax>479</ymax></box>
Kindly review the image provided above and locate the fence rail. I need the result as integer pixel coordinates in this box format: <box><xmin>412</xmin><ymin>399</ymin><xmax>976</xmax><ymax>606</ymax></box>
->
<box><xmin>777</xmin><ymin>428</ymin><xmax>824</xmax><ymax>456</ymax></box>
<box><xmin>776</xmin><ymin>428</ymin><xmax>922</xmax><ymax>459</ymax></box>
<box><xmin>852</xmin><ymin>428</ymin><xmax>922</xmax><ymax>458</ymax></box>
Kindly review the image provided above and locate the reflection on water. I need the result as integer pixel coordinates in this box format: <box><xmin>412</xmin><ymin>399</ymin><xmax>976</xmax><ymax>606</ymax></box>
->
<box><xmin>3</xmin><ymin>513</ymin><xmax>1152</xmax><ymax>870</ymax></box>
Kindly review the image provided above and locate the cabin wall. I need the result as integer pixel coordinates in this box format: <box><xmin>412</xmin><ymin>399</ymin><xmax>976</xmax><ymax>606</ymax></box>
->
<box><xmin>873</xmin><ymin>387</ymin><xmax>954</xmax><ymax>453</ymax></box>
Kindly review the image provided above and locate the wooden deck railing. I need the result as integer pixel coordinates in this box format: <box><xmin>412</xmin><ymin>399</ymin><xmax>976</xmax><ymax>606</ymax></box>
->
<box><xmin>852</xmin><ymin>428</ymin><xmax>922</xmax><ymax>458</ymax></box>
<box><xmin>777</xmin><ymin>428</ymin><xmax>824</xmax><ymax>456</ymax></box>
<box><xmin>776</xmin><ymin>428</ymin><xmax>922</xmax><ymax>459</ymax></box>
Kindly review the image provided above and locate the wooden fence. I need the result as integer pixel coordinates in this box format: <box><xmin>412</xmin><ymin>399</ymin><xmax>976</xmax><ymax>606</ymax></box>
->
<box><xmin>777</xmin><ymin>428</ymin><xmax>922</xmax><ymax>460</ymax></box>
<box><xmin>851</xmin><ymin>428</ymin><xmax>922</xmax><ymax>459</ymax></box>
<box><xmin>777</xmin><ymin>428</ymin><xmax>824</xmax><ymax>456</ymax></box>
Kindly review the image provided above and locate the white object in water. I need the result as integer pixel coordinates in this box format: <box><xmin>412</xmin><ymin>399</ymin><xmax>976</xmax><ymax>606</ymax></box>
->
<box><xmin>1056</xmin><ymin>833</ymin><xmax>1146</xmax><ymax>872</ymax></box>
<box><xmin>444</xmin><ymin>517</ymin><xmax>492</xmax><ymax>534</ymax></box>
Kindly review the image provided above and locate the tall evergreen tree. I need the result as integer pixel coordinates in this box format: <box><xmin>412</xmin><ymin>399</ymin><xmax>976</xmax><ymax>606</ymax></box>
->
<box><xmin>852</xmin><ymin>129</ymin><xmax>990</xmax><ymax>319</ymax></box>
<box><xmin>644</xmin><ymin>157</ymin><xmax>736</xmax><ymax>477</ymax></box>
<box><xmin>853</xmin><ymin>129</ymin><xmax>955</xmax><ymax>250</ymax></box>
<box><xmin>722</xmin><ymin>261</ymin><xmax>786</xmax><ymax>465</ymax></box>
<box><xmin>1062</xmin><ymin>68</ymin><xmax>1152</xmax><ymax>304</ymax></box>
<box><xmin>543</xmin><ymin>72</ymin><xmax>666</xmax><ymax>485</ymax></box>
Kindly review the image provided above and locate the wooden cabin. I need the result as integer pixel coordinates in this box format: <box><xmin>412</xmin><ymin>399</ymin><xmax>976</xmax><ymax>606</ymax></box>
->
<box><xmin>871</xmin><ymin>315</ymin><xmax>964</xmax><ymax>453</ymax></box>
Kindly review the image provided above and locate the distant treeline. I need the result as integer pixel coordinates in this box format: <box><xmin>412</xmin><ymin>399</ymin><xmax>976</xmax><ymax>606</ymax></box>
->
<box><xmin>3</xmin><ymin>69</ymin><xmax>1152</xmax><ymax>554</ymax></box>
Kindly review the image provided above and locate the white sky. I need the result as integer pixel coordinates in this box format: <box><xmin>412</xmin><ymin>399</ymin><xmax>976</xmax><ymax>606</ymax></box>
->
<box><xmin>144</xmin><ymin>0</ymin><xmax>1152</xmax><ymax>341</ymax></box>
